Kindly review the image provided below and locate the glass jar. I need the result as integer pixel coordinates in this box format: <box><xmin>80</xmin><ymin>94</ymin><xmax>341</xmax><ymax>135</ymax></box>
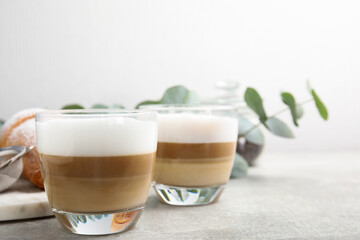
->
<box><xmin>203</xmin><ymin>80</ymin><xmax>265</xmax><ymax>166</ymax></box>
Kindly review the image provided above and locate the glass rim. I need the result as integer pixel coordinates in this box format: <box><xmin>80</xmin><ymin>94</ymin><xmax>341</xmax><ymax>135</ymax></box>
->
<box><xmin>35</xmin><ymin>109</ymin><xmax>157</xmax><ymax>119</ymax></box>
<box><xmin>139</xmin><ymin>104</ymin><xmax>235</xmax><ymax>111</ymax></box>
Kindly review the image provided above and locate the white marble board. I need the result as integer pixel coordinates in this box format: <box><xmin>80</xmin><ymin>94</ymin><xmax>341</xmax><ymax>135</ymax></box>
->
<box><xmin>0</xmin><ymin>179</ymin><xmax>53</xmax><ymax>221</ymax></box>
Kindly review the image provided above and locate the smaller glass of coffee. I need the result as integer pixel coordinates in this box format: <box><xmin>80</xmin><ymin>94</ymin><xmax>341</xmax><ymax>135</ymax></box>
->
<box><xmin>140</xmin><ymin>105</ymin><xmax>238</xmax><ymax>206</ymax></box>
<box><xmin>35</xmin><ymin>110</ymin><xmax>157</xmax><ymax>235</ymax></box>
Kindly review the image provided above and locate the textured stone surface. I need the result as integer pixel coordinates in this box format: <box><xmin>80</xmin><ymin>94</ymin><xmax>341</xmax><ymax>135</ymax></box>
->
<box><xmin>0</xmin><ymin>179</ymin><xmax>52</xmax><ymax>221</ymax></box>
<box><xmin>0</xmin><ymin>152</ymin><xmax>359</xmax><ymax>239</ymax></box>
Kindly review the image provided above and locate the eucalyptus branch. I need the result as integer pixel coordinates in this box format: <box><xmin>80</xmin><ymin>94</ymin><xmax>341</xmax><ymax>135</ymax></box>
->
<box><xmin>242</xmin><ymin>98</ymin><xmax>314</xmax><ymax>136</ymax></box>
<box><xmin>267</xmin><ymin>98</ymin><xmax>313</xmax><ymax>119</ymax></box>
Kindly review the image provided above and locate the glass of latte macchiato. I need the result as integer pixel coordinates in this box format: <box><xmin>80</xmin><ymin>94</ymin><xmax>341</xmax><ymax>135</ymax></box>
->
<box><xmin>140</xmin><ymin>105</ymin><xmax>238</xmax><ymax>206</ymax></box>
<box><xmin>35</xmin><ymin>110</ymin><xmax>157</xmax><ymax>235</ymax></box>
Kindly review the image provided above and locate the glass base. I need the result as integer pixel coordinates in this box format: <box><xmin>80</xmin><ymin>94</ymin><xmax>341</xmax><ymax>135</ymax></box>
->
<box><xmin>53</xmin><ymin>206</ymin><xmax>143</xmax><ymax>235</ymax></box>
<box><xmin>153</xmin><ymin>183</ymin><xmax>225</xmax><ymax>206</ymax></box>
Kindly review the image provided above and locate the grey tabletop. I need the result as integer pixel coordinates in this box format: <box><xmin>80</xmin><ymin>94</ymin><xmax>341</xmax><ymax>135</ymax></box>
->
<box><xmin>1</xmin><ymin>152</ymin><xmax>359</xmax><ymax>240</ymax></box>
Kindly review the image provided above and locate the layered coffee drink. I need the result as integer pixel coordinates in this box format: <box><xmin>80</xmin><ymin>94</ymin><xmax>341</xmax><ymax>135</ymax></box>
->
<box><xmin>36</xmin><ymin>117</ymin><xmax>157</xmax><ymax>213</ymax></box>
<box><xmin>154</xmin><ymin>113</ymin><xmax>238</xmax><ymax>187</ymax></box>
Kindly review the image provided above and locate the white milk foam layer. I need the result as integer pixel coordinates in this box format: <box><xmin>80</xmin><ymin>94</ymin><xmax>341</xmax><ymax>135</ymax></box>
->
<box><xmin>158</xmin><ymin>113</ymin><xmax>238</xmax><ymax>143</ymax></box>
<box><xmin>36</xmin><ymin>117</ymin><xmax>158</xmax><ymax>156</ymax></box>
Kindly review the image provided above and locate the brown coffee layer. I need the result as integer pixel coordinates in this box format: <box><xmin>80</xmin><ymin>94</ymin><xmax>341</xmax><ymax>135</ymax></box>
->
<box><xmin>40</xmin><ymin>153</ymin><xmax>155</xmax><ymax>213</ymax></box>
<box><xmin>154</xmin><ymin>156</ymin><xmax>234</xmax><ymax>187</ymax></box>
<box><xmin>154</xmin><ymin>142</ymin><xmax>236</xmax><ymax>187</ymax></box>
<box><xmin>157</xmin><ymin>142</ymin><xmax>236</xmax><ymax>159</ymax></box>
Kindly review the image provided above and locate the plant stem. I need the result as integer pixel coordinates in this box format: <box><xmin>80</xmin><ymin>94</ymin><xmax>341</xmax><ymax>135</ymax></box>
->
<box><xmin>297</xmin><ymin>98</ymin><xmax>313</xmax><ymax>105</ymax></box>
<box><xmin>242</xmin><ymin>98</ymin><xmax>314</xmax><ymax>136</ymax></box>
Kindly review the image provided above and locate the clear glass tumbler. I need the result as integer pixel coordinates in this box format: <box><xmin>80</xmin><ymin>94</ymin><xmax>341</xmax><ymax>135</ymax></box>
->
<box><xmin>140</xmin><ymin>105</ymin><xmax>238</xmax><ymax>206</ymax></box>
<box><xmin>35</xmin><ymin>110</ymin><xmax>157</xmax><ymax>235</ymax></box>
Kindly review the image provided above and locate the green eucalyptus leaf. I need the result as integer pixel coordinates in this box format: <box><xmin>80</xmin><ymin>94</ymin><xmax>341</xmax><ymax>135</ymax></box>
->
<box><xmin>265</xmin><ymin>117</ymin><xmax>295</xmax><ymax>138</ymax></box>
<box><xmin>281</xmin><ymin>92</ymin><xmax>299</xmax><ymax>126</ymax></box>
<box><xmin>245</xmin><ymin>128</ymin><xmax>265</xmax><ymax>145</ymax></box>
<box><xmin>135</xmin><ymin>100</ymin><xmax>161</xmax><ymax>109</ymax></box>
<box><xmin>62</xmin><ymin>104</ymin><xmax>84</xmax><ymax>110</ymax></box>
<box><xmin>77</xmin><ymin>215</ymin><xmax>87</xmax><ymax>223</ymax></box>
<box><xmin>160</xmin><ymin>190</ymin><xmax>170</xmax><ymax>201</ymax></box>
<box><xmin>230</xmin><ymin>153</ymin><xmax>248</xmax><ymax>178</ymax></box>
<box><xmin>311</xmin><ymin>89</ymin><xmax>328</xmax><ymax>120</ymax></box>
<box><xmin>135</xmin><ymin>85</ymin><xmax>200</xmax><ymax>109</ymax></box>
<box><xmin>0</xmin><ymin>119</ymin><xmax>4</xmax><ymax>129</ymax></box>
<box><xmin>110</xmin><ymin>104</ymin><xmax>125</xmax><ymax>109</ymax></box>
<box><xmin>160</xmin><ymin>85</ymin><xmax>189</xmax><ymax>104</ymax></box>
<box><xmin>91</xmin><ymin>104</ymin><xmax>108</xmax><ymax>109</ymax></box>
<box><xmin>187</xmin><ymin>189</ymin><xmax>198</xmax><ymax>193</ymax></box>
<box><xmin>238</xmin><ymin>116</ymin><xmax>264</xmax><ymax>145</ymax></box>
<box><xmin>184</xmin><ymin>90</ymin><xmax>201</xmax><ymax>104</ymax></box>
<box><xmin>296</xmin><ymin>105</ymin><xmax>304</xmax><ymax>119</ymax></box>
<box><xmin>244</xmin><ymin>88</ymin><xmax>267</xmax><ymax>123</ymax></box>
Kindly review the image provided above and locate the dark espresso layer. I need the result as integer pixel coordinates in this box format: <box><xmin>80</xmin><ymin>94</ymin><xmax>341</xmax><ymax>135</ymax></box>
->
<box><xmin>154</xmin><ymin>142</ymin><xmax>236</xmax><ymax>187</ymax></box>
<box><xmin>40</xmin><ymin>153</ymin><xmax>156</xmax><ymax>213</ymax></box>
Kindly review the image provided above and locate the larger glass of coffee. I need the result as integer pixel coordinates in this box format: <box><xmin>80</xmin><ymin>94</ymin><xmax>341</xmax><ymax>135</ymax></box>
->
<box><xmin>140</xmin><ymin>105</ymin><xmax>238</xmax><ymax>206</ymax></box>
<box><xmin>35</xmin><ymin>110</ymin><xmax>157</xmax><ymax>235</ymax></box>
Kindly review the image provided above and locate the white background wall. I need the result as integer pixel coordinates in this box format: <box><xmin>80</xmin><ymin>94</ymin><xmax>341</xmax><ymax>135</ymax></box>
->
<box><xmin>0</xmin><ymin>0</ymin><xmax>359</xmax><ymax>152</ymax></box>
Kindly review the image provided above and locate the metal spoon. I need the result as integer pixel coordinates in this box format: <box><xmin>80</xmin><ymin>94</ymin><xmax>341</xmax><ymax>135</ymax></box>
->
<box><xmin>0</xmin><ymin>146</ymin><xmax>34</xmax><ymax>192</ymax></box>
